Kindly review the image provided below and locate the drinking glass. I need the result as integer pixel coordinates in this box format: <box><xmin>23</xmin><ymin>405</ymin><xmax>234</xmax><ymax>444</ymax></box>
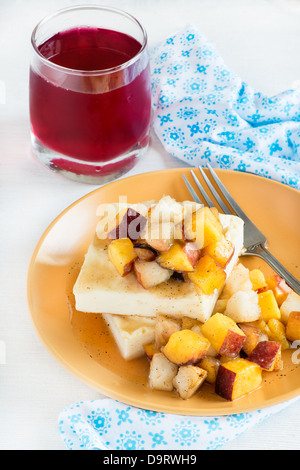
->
<box><xmin>30</xmin><ymin>5</ymin><xmax>151</xmax><ymax>184</ymax></box>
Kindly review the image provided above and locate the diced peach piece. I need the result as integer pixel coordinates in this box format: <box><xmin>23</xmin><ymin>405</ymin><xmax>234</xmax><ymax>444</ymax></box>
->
<box><xmin>188</xmin><ymin>254</ymin><xmax>226</xmax><ymax>295</ymax></box>
<box><xmin>258</xmin><ymin>290</ymin><xmax>281</xmax><ymax>322</ymax></box>
<box><xmin>184</xmin><ymin>206</ymin><xmax>223</xmax><ymax>249</ymax></box>
<box><xmin>203</xmin><ymin>236</ymin><xmax>234</xmax><ymax>268</ymax></box>
<box><xmin>247</xmin><ymin>341</ymin><xmax>281</xmax><ymax>371</ymax></box>
<box><xmin>252</xmin><ymin>319</ymin><xmax>272</xmax><ymax>339</ymax></box>
<box><xmin>202</xmin><ymin>207</ymin><xmax>223</xmax><ymax>248</ymax></box>
<box><xmin>163</xmin><ymin>329</ymin><xmax>211</xmax><ymax>365</ymax></box>
<box><xmin>249</xmin><ymin>269</ymin><xmax>267</xmax><ymax>292</ymax></box>
<box><xmin>215</xmin><ymin>358</ymin><xmax>262</xmax><ymax>401</ymax></box>
<box><xmin>266</xmin><ymin>275</ymin><xmax>292</xmax><ymax>306</ymax></box>
<box><xmin>201</xmin><ymin>313</ymin><xmax>246</xmax><ymax>358</ymax></box>
<box><xmin>286</xmin><ymin>311</ymin><xmax>300</xmax><ymax>342</ymax></box>
<box><xmin>267</xmin><ymin>319</ymin><xmax>290</xmax><ymax>350</ymax></box>
<box><xmin>198</xmin><ymin>356</ymin><xmax>220</xmax><ymax>384</ymax></box>
<box><xmin>173</xmin><ymin>366</ymin><xmax>207</xmax><ymax>399</ymax></box>
<box><xmin>108</xmin><ymin>238</ymin><xmax>137</xmax><ymax>277</ymax></box>
<box><xmin>239</xmin><ymin>324</ymin><xmax>263</xmax><ymax>356</ymax></box>
<box><xmin>143</xmin><ymin>343</ymin><xmax>156</xmax><ymax>360</ymax></box>
<box><xmin>157</xmin><ymin>242</ymin><xmax>194</xmax><ymax>272</ymax></box>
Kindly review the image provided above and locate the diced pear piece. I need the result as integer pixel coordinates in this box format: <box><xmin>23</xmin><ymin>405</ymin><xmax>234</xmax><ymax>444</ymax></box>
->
<box><xmin>173</xmin><ymin>366</ymin><xmax>207</xmax><ymax>399</ymax></box>
<box><xmin>280</xmin><ymin>292</ymin><xmax>300</xmax><ymax>324</ymax></box>
<box><xmin>224</xmin><ymin>290</ymin><xmax>261</xmax><ymax>323</ymax></box>
<box><xmin>149</xmin><ymin>353</ymin><xmax>178</xmax><ymax>391</ymax></box>
<box><xmin>286</xmin><ymin>311</ymin><xmax>300</xmax><ymax>342</ymax></box>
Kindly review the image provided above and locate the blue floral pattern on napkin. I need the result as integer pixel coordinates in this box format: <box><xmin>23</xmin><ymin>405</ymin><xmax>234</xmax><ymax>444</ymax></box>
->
<box><xmin>151</xmin><ymin>25</ymin><xmax>300</xmax><ymax>189</ymax></box>
<box><xmin>58</xmin><ymin>398</ymin><xmax>297</xmax><ymax>450</ymax></box>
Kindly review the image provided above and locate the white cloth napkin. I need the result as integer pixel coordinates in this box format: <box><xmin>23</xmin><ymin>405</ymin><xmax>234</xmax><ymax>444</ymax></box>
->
<box><xmin>58</xmin><ymin>397</ymin><xmax>297</xmax><ymax>450</ymax></box>
<box><xmin>151</xmin><ymin>25</ymin><xmax>300</xmax><ymax>190</ymax></box>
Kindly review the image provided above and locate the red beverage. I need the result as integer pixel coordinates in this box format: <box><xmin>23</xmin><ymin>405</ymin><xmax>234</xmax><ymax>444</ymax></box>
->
<box><xmin>30</xmin><ymin>7</ymin><xmax>151</xmax><ymax>182</ymax></box>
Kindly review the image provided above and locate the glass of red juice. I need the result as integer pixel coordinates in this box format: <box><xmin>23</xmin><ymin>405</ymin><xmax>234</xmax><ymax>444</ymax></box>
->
<box><xmin>29</xmin><ymin>6</ymin><xmax>152</xmax><ymax>184</ymax></box>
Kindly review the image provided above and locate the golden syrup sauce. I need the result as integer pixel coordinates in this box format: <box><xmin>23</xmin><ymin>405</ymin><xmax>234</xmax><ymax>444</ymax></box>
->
<box><xmin>67</xmin><ymin>261</ymin><xmax>150</xmax><ymax>387</ymax></box>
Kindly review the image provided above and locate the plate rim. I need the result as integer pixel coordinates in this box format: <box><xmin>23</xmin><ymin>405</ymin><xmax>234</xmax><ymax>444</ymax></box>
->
<box><xmin>26</xmin><ymin>167</ymin><xmax>300</xmax><ymax>416</ymax></box>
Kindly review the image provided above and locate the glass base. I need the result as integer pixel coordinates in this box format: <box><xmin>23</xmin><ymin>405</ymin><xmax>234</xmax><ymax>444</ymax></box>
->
<box><xmin>31</xmin><ymin>133</ymin><xmax>148</xmax><ymax>184</ymax></box>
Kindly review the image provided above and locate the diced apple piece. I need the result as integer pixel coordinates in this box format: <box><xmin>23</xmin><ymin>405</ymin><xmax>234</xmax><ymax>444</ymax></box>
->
<box><xmin>266</xmin><ymin>275</ymin><xmax>292</xmax><ymax>307</ymax></box>
<box><xmin>215</xmin><ymin>358</ymin><xmax>262</xmax><ymax>401</ymax></box>
<box><xmin>280</xmin><ymin>292</ymin><xmax>300</xmax><ymax>324</ymax></box>
<box><xmin>239</xmin><ymin>323</ymin><xmax>265</xmax><ymax>356</ymax></box>
<box><xmin>146</xmin><ymin>235</ymin><xmax>173</xmax><ymax>253</ymax></box>
<box><xmin>108</xmin><ymin>238</ymin><xmax>137</xmax><ymax>277</ymax></box>
<box><xmin>143</xmin><ymin>342</ymin><xmax>156</xmax><ymax>360</ymax></box>
<box><xmin>258</xmin><ymin>290</ymin><xmax>281</xmax><ymax>322</ymax></box>
<box><xmin>154</xmin><ymin>314</ymin><xmax>181</xmax><ymax>350</ymax></box>
<box><xmin>203</xmin><ymin>237</ymin><xmax>234</xmax><ymax>268</ymax></box>
<box><xmin>188</xmin><ymin>254</ymin><xmax>226</xmax><ymax>295</ymax></box>
<box><xmin>286</xmin><ymin>311</ymin><xmax>300</xmax><ymax>342</ymax></box>
<box><xmin>157</xmin><ymin>242</ymin><xmax>194</xmax><ymax>272</ymax></box>
<box><xmin>198</xmin><ymin>356</ymin><xmax>220</xmax><ymax>384</ymax></box>
<box><xmin>107</xmin><ymin>208</ymin><xmax>147</xmax><ymax>241</ymax></box>
<box><xmin>173</xmin><ymin>366</ymin><xmax>207</xmax><ymax>399</ymax></box>
<box><xmin>267</xmin><ymin>319</ymin><xmax>290</xmax><ymax>350</ymax></box>
<box><xmin>221</xmin><ymin>264</ymin><xmax>253</xmax><ymax>299</ymax></box>
<box><xmin>141</xmin><ymin>214</ymin><xmax>174</xmax><ymax>252</ymax></box>
<box><xmin>134</xmin><ymin>260</ymin><xmax>173</xmax><ymax>289</ymax></box>
<box><xmin>183</xmin><ymin>207</ymin><xmax>205</xmax><ymax>247</ymax></box>
<box><xmin>249</xmin><ymin>269</ymin><xmax>267</xmax><ymax>292</ymax></box>
<box><xmin>163</xmin><ymin>329</ymin><xmax>211</xmax><ymax>365</ymax></box>
<box><xmin>149</xmin><ymin>353</ymin><xmax>178</xmax><ymax>391</ymax></box>
<box><xmin>247</xmin><ymin>341</ymin><xmax>281</xmax><ymax>371</ymax></box>
<box><xmin>201</xmin><ymin>313</ymin><xmax>246</xmax><ymax>358</ymax></box>
<box><xmin>183</xmin><ymin>242</ymin><xmax>201</xmax><ymax>268</ymax></box>
<box><xmin>133</xmin><ymin>243</ymin><xmax>157</xmax><ymax>261</ymax></box>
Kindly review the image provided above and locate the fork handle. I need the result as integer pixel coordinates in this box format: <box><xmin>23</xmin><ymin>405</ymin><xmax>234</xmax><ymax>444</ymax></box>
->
<box><xmin>246</xmin><ymin>245</ymin><xmax>300</xmax><ymax>295</ymax></box>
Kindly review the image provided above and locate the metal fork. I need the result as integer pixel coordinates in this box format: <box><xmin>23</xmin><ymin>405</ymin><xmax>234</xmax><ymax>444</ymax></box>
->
<box><xmin>183</xmin><ymin>165</ymin><xmax>300</xmax><ymax>295</ymax></box>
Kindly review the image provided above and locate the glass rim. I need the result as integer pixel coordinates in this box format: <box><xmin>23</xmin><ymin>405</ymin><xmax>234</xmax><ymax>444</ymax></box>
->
<box><xmin>31</xmin><ymin>4</ymin><xmax>148</xmax><ymax>76</ymax></box>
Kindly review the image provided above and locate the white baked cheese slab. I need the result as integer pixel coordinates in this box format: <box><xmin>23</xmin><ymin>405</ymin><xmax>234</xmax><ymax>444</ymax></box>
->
<box><xmin>102</xmin><ymin>314</ymin><xmax>156</xmax><ymax>360</ymax></box>
<box><xmin>73</xmin><ymin>213</ymin><xmax>244</xmax><ymax>323</ymax></box>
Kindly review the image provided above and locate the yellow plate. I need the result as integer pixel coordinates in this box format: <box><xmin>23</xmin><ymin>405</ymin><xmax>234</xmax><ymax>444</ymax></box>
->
<box><xmin>27</xmin><ymin>168</ymin><xmax>300</xmax><ymax>416</ymax></box>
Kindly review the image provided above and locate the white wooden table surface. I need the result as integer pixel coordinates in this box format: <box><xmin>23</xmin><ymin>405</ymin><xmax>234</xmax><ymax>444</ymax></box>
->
<box><xmin>1</xmin><ymin>0</ymin><xmax>300</xmax><ymax>450</ymax></box>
